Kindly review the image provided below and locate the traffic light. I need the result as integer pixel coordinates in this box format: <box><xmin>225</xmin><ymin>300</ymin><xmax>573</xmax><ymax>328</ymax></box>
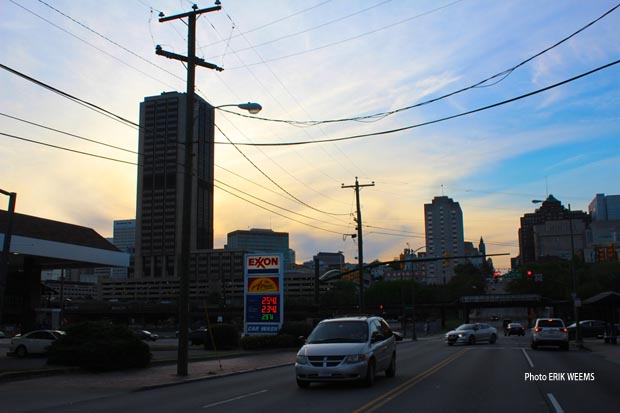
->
<box><xmin>379</xmin><ymin>304</ymin><xmax>384</xmax><ymax>312</ymax></box>
<box><xmin>527</xmin><ymin>270</ymin><xmax>533</xmax><ymax>278</ymax></box>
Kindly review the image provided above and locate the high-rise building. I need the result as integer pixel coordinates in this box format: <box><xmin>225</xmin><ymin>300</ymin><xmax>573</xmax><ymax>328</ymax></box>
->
<box><xmin>226</xmin><ymin>228</ymin><xmax>292</xmax><ymax>269</ymax></box>
<box><xmin>135</xmin><ymin>91</ymin><xmax>214</xmax><ymax>278</ymax></box>
<box><xmin>424</xmin><ymin>196</ymin><xmax>465</xmax><ymax>284</ymax></box>
<box><xmin>589</xmin><ymin>193</ymin><xmax>620</xmax><ymax>221</ymax></box>
<box><xmin>517</xmin><ymin>194</ymin><xmax>589</xmax><ymax>265</ymax></box>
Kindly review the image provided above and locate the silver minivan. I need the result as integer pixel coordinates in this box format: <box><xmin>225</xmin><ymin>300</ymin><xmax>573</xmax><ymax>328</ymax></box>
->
<box><xmin>295</xmin><ymin>316</ymin><xmax>396</xmax><ymax>388</ymax></box>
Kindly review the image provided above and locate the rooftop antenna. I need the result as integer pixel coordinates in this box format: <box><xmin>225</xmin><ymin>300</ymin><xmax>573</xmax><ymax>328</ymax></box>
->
<box><xmin>441</xmin><ymin>184</ymin><xmax>444</xmax><ymax>196</ymax></box>
<box><xmin>545</xmin><ymin>176</ymin><xmax>549</xmax><ymax>197</ymax></box>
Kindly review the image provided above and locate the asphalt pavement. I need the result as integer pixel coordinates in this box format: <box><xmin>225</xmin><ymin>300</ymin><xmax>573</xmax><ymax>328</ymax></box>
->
<box><xmin>0</xmin><ymin>336</ymin><xmax>618</xmax><ymax>393</ymax></box>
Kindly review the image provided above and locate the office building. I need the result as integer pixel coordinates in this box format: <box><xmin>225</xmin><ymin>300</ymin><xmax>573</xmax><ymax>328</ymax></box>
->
<box><xmin>226</xmin><ymin>228</ymin><xmax>292</xmax><ymax>269</ymax></box>
<box><xmin>135</xmin><ymin>91</ymin><xmax>215</xmax><ymax>279</ymax></box>
<box><xmin>517</xmin><ymin>194</ymin><xmax>589</xmax><ymax>264</ymax></box>
<box><xmin>424</xmin><ymin>196</ymin><xmax>465</xmax><ymax>284</ymax></box>
<box><xmin>589</xmin><ymin>193</ymin><xmax>620</xmax><ymax>221</ymax></box>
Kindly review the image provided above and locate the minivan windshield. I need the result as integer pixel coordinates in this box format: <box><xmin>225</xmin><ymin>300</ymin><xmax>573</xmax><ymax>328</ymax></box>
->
<box><xmin>307</xmin><ymin>320</ymin><xmax>369</xmax><ymax>344</ymax></box>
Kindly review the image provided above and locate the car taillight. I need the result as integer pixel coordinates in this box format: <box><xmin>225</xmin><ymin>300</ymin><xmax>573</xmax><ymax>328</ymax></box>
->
<box><xmin>562</xmin><ymin>328</ymin><xmax>567</xmax><ymax>333</ymax></box>
<box><xmin>534</xmin><ymin>327</ymin><xmax>541</xmax><ymax>333</ymax></box>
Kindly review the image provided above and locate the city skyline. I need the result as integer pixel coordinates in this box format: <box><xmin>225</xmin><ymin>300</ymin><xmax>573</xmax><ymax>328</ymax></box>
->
<box><xmin>2</xmin><ymin>1</ymin><xmax>619</xmax><ymax>270</ymax></box>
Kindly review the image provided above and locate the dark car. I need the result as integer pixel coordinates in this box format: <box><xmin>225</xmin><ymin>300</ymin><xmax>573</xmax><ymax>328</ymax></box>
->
<box><xmin>567</xmin><ymin>320</ymin><xmax>606</xmax><ymax>340</ymax></box>
<box><xmin>136</xmin><ymin>330</ymin><xmax>159</xmax><ymax>341</ymax></box>
<box><xmin>506</xmin><ymin>322</ymin><xmax>525</xmax><ymax>336</ymax></box>
<box><xmin>189</xmin><ymin>328</ymin><xmax>208</xmax><ymax>345</ymax></box>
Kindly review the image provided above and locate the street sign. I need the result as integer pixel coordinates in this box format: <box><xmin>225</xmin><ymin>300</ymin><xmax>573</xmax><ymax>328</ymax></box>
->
<box><xmin>244</xmin><ymin>253</ymin><xmax>284</xmax><ymax>335</ymax></box>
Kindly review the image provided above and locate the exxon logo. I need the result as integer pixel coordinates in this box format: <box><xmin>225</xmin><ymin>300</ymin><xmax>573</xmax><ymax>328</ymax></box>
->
<box><xmin>248</xmin><ymin>256</ymin><xmax>280</xmax><ymax>270</ymax></box>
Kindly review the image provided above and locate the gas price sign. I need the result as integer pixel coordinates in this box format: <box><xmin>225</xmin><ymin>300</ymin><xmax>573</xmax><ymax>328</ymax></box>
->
<box><xmin>244</xmin><ymin>254</ymin><xmax>284</xmax><ymax>335</ymax></box>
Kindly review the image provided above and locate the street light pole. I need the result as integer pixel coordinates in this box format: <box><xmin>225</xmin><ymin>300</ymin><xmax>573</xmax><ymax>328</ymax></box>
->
<box><xmin>0</xmin><ymin>189</ymin><xmax>16</xmax><ymax>324</ymax></box>
<box><xmin>568</xmin><ymin>204</ymin><xmax>583</xmax><ymax>348</ymax></box>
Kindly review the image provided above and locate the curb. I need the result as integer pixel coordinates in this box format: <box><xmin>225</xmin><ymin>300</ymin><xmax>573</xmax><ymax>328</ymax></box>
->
<box><xmin>134</xmin><ymin>362</ymin><xmax>295</xmax><ymax>392</ymax></box>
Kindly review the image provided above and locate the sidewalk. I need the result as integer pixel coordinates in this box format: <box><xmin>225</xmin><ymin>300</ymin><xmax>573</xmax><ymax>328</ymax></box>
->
<box><xmin>0</xmin><ymin>349</ymin><xmax>298</xmax><ymax>391</ymax></box>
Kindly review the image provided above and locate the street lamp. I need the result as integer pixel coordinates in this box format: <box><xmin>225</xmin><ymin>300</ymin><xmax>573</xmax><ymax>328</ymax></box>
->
<box><xmin>215</xmin><ymin>102</ymin><xmax>262</xmax><ymax>114</ymax></box>
<box><xmin>0</xmin><ymin>189</ymin><xmax>16</xmax><ymax>324</ymax></box>
<box><xmin>532</xmin><ymin>198</ymin><xmax>582</xmax><ymax>348</ymax></box>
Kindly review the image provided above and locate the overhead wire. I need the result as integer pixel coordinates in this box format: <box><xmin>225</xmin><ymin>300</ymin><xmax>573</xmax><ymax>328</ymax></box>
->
<box><xmin>224</xmin><ymin>0</ymin><xmax>466</xmax><ymax>70</ymax></box>
<box><xmin>220</xmin><ymin>1</ymin><xmax>620</xmax><ymax>127</ymax></box>
<box><xmin>215</xmin><ymin>59</ymin><xmax>620</xmax><ymax>146</ymax></box>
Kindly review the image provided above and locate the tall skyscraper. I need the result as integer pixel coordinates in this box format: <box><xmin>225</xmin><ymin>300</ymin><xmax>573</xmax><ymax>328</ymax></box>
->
<box><xmin>424</xmin><ymin>196</ymin><xmax>465</xmax><ymax>284</ymax></box>
<box><xmin>135</xmin><ymin>92</ymin><xmax>214</xmax><ymax>278</ymax></box>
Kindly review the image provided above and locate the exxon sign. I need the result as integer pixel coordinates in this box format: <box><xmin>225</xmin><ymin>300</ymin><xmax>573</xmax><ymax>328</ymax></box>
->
<box><xmin>246</xmin><ymin>255</ymin><xmax>281</xmax><ymax>274</ymax></box>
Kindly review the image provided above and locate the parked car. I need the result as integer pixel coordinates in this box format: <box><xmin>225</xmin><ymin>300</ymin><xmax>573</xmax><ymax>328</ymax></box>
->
<box><xmin>506</xmin><ymin>322</ymin><xmax>525</xmax><ymax>336</ymax></box>
<box><xmin>189</xmin><ymin>328</ymin><xmax>208</xmax><ymax>345</ymax></box>
<box><xmin>8</xmin><ymin>330</ymin><xmax>65</xmax><ymax>357</ymax></box>
<box><xmin>566</xmin><ymin>320</ymin><xmax>606</xmax><ymax>340</ymax></box>
<box><xmin>295</xmin><ymin>315</ymin><xmax>396</xmax><ymax>388</ymax></box>
<box><xmin>135</xmin><ymin>330</ymin><xmax>159</xmax><ymax>341</ymax></box>
<box><xmin>445</xmin><ymin>323</ymin><xmax>497</xmax><ymax>346</ymax></box>
<box><xmin>531</xmin><ymin>318</ymin><xmax>568</xmax><ymax>350</ymax></box>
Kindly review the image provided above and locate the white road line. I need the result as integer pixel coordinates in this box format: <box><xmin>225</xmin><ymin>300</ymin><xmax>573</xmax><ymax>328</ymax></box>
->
<box><xmin>521</xmin><ymin>348</ymin><xmax>534</xmax><ymax>368</ymax></box>
<box><xmin>203</xmin><ymin>389</ymin><xmax>268</xmax><ymax>409</ymax></box>
<box><xmin>547</xmin><ymin>393</ymin><xmax>565</xmax><ymax>413</ymax></box>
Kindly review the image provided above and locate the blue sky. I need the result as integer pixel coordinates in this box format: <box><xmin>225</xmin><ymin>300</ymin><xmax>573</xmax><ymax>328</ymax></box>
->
<box><xmin>1</xmin><ymin>0</ymin><xmax>619</xmax><ymax>270</ymax></box>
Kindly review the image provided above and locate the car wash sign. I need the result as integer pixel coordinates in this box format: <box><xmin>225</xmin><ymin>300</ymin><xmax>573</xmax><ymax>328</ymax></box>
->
<box><xmin>244</xmin><ymin>253</ymin><xmax>284</xmax><ymax>335</ymax></box>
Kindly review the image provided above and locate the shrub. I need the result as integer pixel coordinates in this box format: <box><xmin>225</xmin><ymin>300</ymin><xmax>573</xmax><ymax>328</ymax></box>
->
<box><xmin>239</xmin><ymin>333</ymin><xmax>298</xmax><ymax>350</ymax></box>
<box><xmin>47</xmin><ymin>321</ymin><xmax>151</xmax><ymax>372</ymax></box>
<box><xmin>204</xmin><ymin>324</ymin><xmax>240</xmax><ymax>350</ymax></box>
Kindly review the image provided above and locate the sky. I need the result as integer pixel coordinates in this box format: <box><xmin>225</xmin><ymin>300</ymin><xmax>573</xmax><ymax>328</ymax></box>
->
<box><xmin>1</xmin><ymin>0</ymin><xmax>619</xmax><ymax>270</ymax></box>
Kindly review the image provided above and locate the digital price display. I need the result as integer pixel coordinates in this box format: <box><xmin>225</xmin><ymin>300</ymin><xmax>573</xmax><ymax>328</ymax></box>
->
<box><xmin>245</xmin><ymin>294</ymin><xmax>280</xmax><ymax>323</ymax></box>
<box><xmin>244</xmin><ymin>254</ymin><xmax>284</xmax><ymax>335</ymax></box>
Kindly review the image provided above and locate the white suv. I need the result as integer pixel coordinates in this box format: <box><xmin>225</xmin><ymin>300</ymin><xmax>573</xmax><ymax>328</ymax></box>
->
<box><xmin>531</xmin><ymin>318</ymin><xmax>569</xmax><ymax>350</ymax></box>
<box><xmin>295</xmin><ymin>316</ymin><xmax>396</xmax><ymax>388</ymax></box>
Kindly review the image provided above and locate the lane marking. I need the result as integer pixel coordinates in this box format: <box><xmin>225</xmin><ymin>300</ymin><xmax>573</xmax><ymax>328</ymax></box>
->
<box><xmin>521</xmin><ymin>348</ymin><xmax>534</xmax><ymax>368</ymax></box>
<box><xmin>352</xmin><ymin>348</ymin><xmax>469</xmax><ymax>413</ymax></box>
<box><xmin>203</xmin><ymin>389</ymin><xmax>268</xmax><ymax>409</ymax></box>
<box><xmin>547</xmin><ymin>393</ymin><xmax>564</xmax><ymax>413</ymax></box>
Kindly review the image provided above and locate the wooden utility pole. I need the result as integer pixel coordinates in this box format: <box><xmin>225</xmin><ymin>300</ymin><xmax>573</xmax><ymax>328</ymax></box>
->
<box><xmin>341</xmin><ymin>177</ymin><xmax>374</xmax><ymax>312</ymax></box>
<box><xmin>156</xmin><ymin>3</ymin><xmax>223</xmax><ymax>377</ymax></box>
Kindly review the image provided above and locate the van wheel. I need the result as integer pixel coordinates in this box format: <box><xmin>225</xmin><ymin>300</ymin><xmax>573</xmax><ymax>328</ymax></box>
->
<box><xmin>364</xmin><ymin>359</ymin><xmax>376</xmax><ymax>387</ymax></box>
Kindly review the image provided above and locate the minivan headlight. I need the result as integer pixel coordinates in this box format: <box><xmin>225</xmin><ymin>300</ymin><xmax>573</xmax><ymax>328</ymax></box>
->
<box><xmin>344</xmin><ymin>354</ymin><xmax>367</xmax><ymax>364</ymax></box>
<box><xmin>296</xmin><ymin>355</ymin><xmax>308</xmax><ymax>365</ymax></box>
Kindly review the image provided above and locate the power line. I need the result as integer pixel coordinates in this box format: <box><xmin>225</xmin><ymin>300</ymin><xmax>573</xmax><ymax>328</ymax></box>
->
<box><xmin>199</xmin><ymin>0</ymin><xmax>332</xmax><ymax>50</ymax></box>
<box><xmin>221</xmin><ymin>2</ymin><xmax>620</xmax><ymax>126</ymax></box>
<box><xmin>215</xmin><ymin>183</ymin><xmax>345</xmax><ymax>235</ymax></box>
<box><xmin>0</xmin><ymin>132</ymin><xmax>137</xmax><ymax>166</ymax></box>
<box><xmin>205</xmin><ymin>0</ymin><xmax>392</xmax><ymax>60</ymax></box>
<box><xmin>216</xmin><ymin>59</ymin><xmax>620</xmax><ymax>146</ymax></box>
<box><xmin>215</xmin><ymin>124</ymin><xmax>349</xmax><ymax>217</ymax></box>
<box><xmin>0</xmin><ymin>112</ymin><xmax>139</xmax><ymax>155</ymax></box>
<box><xmin>8</xmin><ymin>0</ymin><xmax>180</xmax><ymax>90</ymax></box>
<box><xmin>224</xmin><ymin>0</ymin><xmax>465</xmax><ymax>70</ymax></box>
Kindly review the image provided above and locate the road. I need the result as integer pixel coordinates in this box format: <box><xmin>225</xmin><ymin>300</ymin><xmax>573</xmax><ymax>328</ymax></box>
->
<box><xmin>1</xmin><ymin>334</ymin><xmax>617</xmax><ymax>413</ymax></box>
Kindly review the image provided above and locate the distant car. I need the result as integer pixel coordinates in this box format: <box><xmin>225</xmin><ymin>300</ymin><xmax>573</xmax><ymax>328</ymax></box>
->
<box><xmin>531</xmin><ymin>318</ymin><xmax>568</xmax><ymax>350</ymax></box>
<box><xmin>506</xmin><ymin>322</ymin><xmax>525</xmax><ymax>336</ymax></box>
<box><xmin>136</xmin><ymin>330</ymin><xmax>159</xmax><ymax>341</ymax></box>
<box><xmin>566</xmin><ymin>320</ymin><xmax>606</xmax><ymax>340</ymax></box>
<box><xmin>8</xmin><ymin>330</ymin><xmax>65</xmax><ymax>357</ymax></box>
<box><xmin>445</xmin><ymin>323</ymin><xmax>497</xmax><ymax>346</ymax></box>
<box><xmin>490</xmin><ymin>315</ymin><xmax>499</xmax><ymax>321</ymax></box>
<box><xmin>189</xmin><ymin>328</ymin><xmax>208</xmax><ymax>345</ymax></box>
<box><xmin>0</xmin><ymin>331</ymin><xmax>6</xmax><ymax>338</ymax></box>
<box><xmin>295</xmin><ymin>315</ymin><xmax>397</xmax><ymax>388</ymax></box>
